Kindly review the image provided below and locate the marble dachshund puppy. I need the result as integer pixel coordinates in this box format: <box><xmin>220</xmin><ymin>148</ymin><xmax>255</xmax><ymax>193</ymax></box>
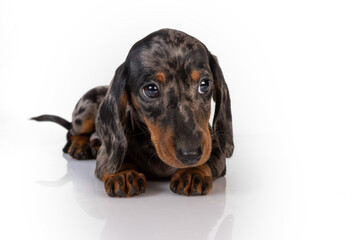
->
<box><xmin>32</xmin><ymin>29</ymin><xmax>234</xmax><ymax>197</ymax></box>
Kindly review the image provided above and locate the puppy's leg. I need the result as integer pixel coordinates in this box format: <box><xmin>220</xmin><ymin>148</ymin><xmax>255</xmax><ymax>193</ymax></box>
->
<box><xmin>102</xmin><ymin>163</ymin><xmax>146</xmax><ymax>197</ymax></box>
<box><xmin>65</xmin><ymin>86</ymin><xmax>108</xmax><ymax>160</ymax></box>
<box><xmin>170</xmin><ymin>164</ymin><xmax>213</xmax><ymax>196</ymax></box>
<box><xmin>203</xmin><ymin>137</ymin><xmax>227</xmax><ymax>178</ymax></box>
<box><xmin>66</xmin><ymin>114</ymin><xmax>96</xmax><ymax>160</ymax></box>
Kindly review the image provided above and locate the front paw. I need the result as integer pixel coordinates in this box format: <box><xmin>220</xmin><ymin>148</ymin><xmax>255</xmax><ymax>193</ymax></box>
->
<box><xmin>170</xmin><ymin>168</ymin><xmax>213</xmax><ymax>196</ymax></box>
<box><xmin>103</xmin><ymin>170</ymin><xmax>146</xmax><ymax>197</ymax></box>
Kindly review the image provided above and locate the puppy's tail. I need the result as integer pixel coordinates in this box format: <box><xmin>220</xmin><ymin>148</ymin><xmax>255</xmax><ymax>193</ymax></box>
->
<box><xmin>31</xmin><ymin>114</ymin><xmax>72</xmax><ymax>130</ymax></box>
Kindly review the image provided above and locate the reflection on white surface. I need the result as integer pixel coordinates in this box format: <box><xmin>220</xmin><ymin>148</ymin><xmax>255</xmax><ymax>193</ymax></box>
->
<box><xmin>36</xmin><ymin>155</ymin><xmax>233</xmax><ymax>240</ymax></box>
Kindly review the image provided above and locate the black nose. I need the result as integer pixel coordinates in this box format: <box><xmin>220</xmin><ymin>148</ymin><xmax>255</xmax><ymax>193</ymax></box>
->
<box><xmin>176</xmin><ymin>147</ymin><xmax>203</xmax><ymax>165</ymax></box>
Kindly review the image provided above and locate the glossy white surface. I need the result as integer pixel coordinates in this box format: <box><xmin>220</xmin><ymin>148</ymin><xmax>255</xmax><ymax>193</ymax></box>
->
<box><xmin>1</xmin><ymin>0</ymin><xmax>360</xmax><ymax>239</ymax></box>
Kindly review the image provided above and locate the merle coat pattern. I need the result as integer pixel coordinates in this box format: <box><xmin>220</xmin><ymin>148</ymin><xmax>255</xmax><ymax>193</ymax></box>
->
<box><xmin>33</xmin><ymin>29</ymin><xmax>234</xmax><ymax>197</ymax></box>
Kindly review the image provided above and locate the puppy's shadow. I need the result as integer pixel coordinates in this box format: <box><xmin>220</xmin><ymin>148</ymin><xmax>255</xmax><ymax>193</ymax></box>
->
<box><xmin>37</xmin><ymin>154</ymin><xmax>233</xmax><ymax>240</ymax></box>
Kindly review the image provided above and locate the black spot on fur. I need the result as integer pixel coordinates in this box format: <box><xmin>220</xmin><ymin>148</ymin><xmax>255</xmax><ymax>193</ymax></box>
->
<box><xmin>83</xmin><ymin>87</ymin><xmax>108</xmax><ymax>103</ymax></box>
<box><xmin>75</xmin><ymin>119</ymin><xmax>82</xmax><ymax>125</ymax></box>
<box><xmin>186</xmin><ymin>42</ymin><xmax>194</xmax><ymax>50</ymax></box>
<box><xmin>184</xmin><ymin>106</ymin><xmax>194</xmax><ymax>123</ymax></box>
<box><xmin>77</xmin><ymin>107</ymin><xmax>85</xmax><ymax>115</ymax></box>
<box><xmin>98</xmin><ymin>99</ymin><xmax>114</xmax><ymax>124</ymax></box>
<box><xmin>168</xmin><ymin>88</ymin><xmax>177</xmax><ymax>109</ymax></box>
<box><xmin>141</xmin><ymin>104</ymin><xmax>163</xmax><ymax>121</ymax></box>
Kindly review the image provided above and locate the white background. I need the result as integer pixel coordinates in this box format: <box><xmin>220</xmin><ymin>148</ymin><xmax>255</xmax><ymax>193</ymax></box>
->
<box><xmin>1</xmin><ymin>0</ymin><xmax>360</xmax><ymax>239</ymax></box>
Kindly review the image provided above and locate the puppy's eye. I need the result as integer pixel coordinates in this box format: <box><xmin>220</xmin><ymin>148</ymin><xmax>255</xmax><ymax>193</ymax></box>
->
<box><xmin>198</xmin><ymin>79</ymin><xmax>210</xmax><ymax>94</ymax></box>
<box><xmin>143</xmin><ymin>84</ymin><xmax>159</xmax><ymax>98</ymax></box>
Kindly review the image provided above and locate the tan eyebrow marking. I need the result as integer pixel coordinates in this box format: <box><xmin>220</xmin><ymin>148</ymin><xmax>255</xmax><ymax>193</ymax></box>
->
<box><xmin>155</xmin><ymin>72</ymin><xmax>166</xmax><ymax>83</ymax></box>
<box><xmin>191</xmin><ymin>70</ymin><xmax>200</xmax><ymax>82</ymax></box>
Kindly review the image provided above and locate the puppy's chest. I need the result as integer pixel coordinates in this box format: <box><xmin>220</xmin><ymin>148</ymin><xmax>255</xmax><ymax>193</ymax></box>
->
<box><xmin>126</xmin><ymin>130</ymin><xmax>177</xmax><ymax>179</ymax></box>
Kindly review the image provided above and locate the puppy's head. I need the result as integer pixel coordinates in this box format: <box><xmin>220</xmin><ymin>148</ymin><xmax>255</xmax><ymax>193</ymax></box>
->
<box><xmin>126</xmin><ymin>29</ymin><xmax>233</xmax><ymax>168</ymax></box>
<box><xmin>97</xmin><ymin>29</ymin><xmax>233</xmax><ymax>173</ymax></box>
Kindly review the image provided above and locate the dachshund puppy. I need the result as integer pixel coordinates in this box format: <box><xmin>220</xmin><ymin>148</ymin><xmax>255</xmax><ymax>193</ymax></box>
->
<box><xmin>33</xmin><ymin>29</ymin><xmax>234</xmax><ymax>197</ymax></box>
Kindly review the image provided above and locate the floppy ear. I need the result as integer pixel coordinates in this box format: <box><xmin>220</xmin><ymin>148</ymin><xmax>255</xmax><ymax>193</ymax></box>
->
<box><xmin>209</xmin><ymin>54</ymin><xmax>234</xmax><ymax>158</ymax></box>
<box><xmin>96</xmin><ymin>64</ymin><xmax>129</xmax><ymax>174</ymax></box>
